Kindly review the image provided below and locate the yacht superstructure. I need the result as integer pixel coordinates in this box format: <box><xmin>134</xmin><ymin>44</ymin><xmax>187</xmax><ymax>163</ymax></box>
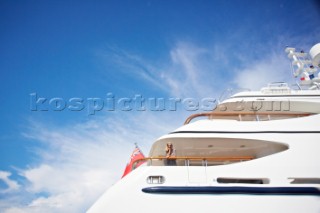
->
<box><xmin>87</xmin><ymin>43</ymin><xmax>320</xmax><ymax>213</ymax></box>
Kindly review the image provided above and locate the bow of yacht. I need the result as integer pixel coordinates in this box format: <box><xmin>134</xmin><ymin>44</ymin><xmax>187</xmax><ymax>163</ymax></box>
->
<box><xmin>87</xmin><ymin>43</ymin><xmax>320</xmax><ymax>213</ymax></box>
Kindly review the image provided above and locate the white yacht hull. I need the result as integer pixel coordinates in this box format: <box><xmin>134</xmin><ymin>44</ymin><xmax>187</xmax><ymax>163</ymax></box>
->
<box><xmin>88</xmin><ymin>114</ymin><xmax>320</xmax><ymax>212</ymax></box>
<box><xmin>88</xmin><ymin>43</ymin><xmax>320</xmax><ymax>213</ymax></box>
<box><xmin>87</xmin><ymin>167</ymin><xmax>320</xmax><ymax>213</ymax></box>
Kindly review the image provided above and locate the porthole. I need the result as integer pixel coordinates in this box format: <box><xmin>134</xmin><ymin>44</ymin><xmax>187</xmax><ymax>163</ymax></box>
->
<box><xmin>146</xmin><ymin>176</ymin><xmax>165</xmax><ymax>184</ymax></box>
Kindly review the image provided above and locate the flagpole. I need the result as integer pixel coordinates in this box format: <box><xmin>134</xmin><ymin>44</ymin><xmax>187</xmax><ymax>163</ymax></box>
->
<box><xmin>134</xmin><ymin>143</ymin><xmax>145</xmax><ymax>156</ymax></box>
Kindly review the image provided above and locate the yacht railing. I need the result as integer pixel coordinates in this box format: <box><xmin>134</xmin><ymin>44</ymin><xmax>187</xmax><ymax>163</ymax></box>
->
<box><xmin>184</xmin><ymin>111</ymin><xmax>312</xmax><ymax>124</ymax></box>
<box><xmin>130</xmin><ymin>156</ymin><xmax>253</xmax><ymax>171</ymax></box>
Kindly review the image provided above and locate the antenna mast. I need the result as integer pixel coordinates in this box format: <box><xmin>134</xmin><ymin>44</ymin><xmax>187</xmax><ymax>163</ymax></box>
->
<box><xmin>285</xmin><ymin>43</ymin><xmax>320</xmax><ymax>89</ymax></box>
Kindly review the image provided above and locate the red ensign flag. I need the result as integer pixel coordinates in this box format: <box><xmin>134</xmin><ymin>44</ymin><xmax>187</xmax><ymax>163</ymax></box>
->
<box><xmin>121</xmin><ymin>145</ymin><xmax>145</xmax><ymax>178</ymax></box>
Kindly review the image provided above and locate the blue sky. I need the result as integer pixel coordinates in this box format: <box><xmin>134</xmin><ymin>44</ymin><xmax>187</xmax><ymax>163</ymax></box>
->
<box><xmin>0</xmin><ymin>0</ymin><xmax>319</xmax><ymax>212</ymax></box>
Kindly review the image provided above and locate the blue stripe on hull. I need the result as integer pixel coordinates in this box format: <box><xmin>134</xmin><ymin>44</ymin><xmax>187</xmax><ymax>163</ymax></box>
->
<box><xmin>142</xmin><ymin>186</ymin><xmax>320</xmax><ymax>196</ymax></box>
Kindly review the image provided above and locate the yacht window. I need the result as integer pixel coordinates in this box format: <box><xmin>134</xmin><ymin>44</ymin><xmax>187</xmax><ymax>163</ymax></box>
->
<box><xmin>147</xmin><ymin>176</ymin><xmax>165</xmax><ymax>184</ymax></box>
<box><xmin>217</xmin><ymin>177</ymin><xmax>269</xmax><ymax>184</ymax></box>
<box><xmin>148</xmin><ymin>138</ymin><xmax>289</xmax><ymax>167</ymax></box>
<box><xmin>288</xmin><ymin>178</ymin><xmax>320</xmax><ymax>184</ymax></box>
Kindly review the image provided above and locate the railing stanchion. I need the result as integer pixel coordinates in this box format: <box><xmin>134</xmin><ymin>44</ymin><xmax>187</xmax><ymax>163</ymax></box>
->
<box><xmin>131</xmin><ymin>156</ymin><xmax>254</xmax><ymax>170</ymax></box>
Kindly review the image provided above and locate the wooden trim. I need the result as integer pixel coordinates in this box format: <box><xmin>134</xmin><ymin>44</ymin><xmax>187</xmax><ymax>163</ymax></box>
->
<box><xmin>184</xmin><ymin>111</ymin><xmax>312</xmax><ymax>124</ymax></box>
<box><xmin>147</xmin><ymin>156</ymin><xmax>254</xmax><ymax>161</ymax></box>
<box><xmin>131</xmin><ymin>156</ymin><xmax>253</xmax><ymax>169</ymax></box>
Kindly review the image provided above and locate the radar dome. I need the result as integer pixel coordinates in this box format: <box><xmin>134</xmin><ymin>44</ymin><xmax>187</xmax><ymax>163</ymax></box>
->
<box><xmin>309</xmin><ymin>43</ymin><xmax>320</xmax><ymax>68</ymax></box>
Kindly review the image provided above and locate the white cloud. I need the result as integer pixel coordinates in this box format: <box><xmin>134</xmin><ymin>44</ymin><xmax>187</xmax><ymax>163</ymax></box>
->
<box><xmin>165</xmin><ymin>42</ymin><xmax>215</xmax><ymax>97</ymax></box>
<box><xmin>3</xmin><ymin>208</ymin><xmax>26</xmax><ymax>213</ymax></box>
<box><xmin>102</xmin><ymin>42</ymin><xmax>221</xmax><ymax>98</ymax></box>
<box><xmin>101</xmin><ymin>46</ymin><xmax>169</xmax><ymax>93</ymax></box>
<box><xmin>2</xmin><ymin>111</ymin><xmax>182</xmax><ymax>213</ymax></box>
<box><xmin>233</xmin><ymin>52</ymin><xmax>293</xmax><ymax>90</ymax></box>
<box><xmin>2</xmin><ymin>39</ymin><xmax>312</xmax><ymax>213</ymax></box>
<box><xmin>0</xmin><ymin>171</ymin><xmax>20</xmax><ymax>193</ymax></box>
<box><xmin>101</xmin><ymin>41</ymin><xmax>296</xmax><ymax>100</ymax></box>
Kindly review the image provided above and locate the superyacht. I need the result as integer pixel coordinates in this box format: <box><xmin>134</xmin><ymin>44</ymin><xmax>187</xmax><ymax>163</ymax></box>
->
<box><xmin>87</xmin><ymin>43</ymin><xmax>320</xmax><ymax>213</ymax></box>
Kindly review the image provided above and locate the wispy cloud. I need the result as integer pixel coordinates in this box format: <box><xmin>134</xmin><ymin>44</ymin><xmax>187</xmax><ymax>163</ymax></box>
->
<box><xmin>3</xmin><ymin>38</ymin><xmax>315</xmax><ymax>212</ymax></box>
<box><xmin>100</xmin><ymin>39</ymin><xmax>303</xmax><ymax>100</ymax></box>
<box><xmin>100</xmin><ymin>46</ymin><xmax>169</xmax><ymax>93</ymax></box>
<box><xmin>233</xmin><ymin>51</ymin><xmax>293</xmax><ymax>90</ymax></box>
<box><xmin>164</xmin><ymin>42</ymin><xmax>217</xmax><ymax>97</ymax></box>
<box><xmin>2</xmin><ymin>111</ymin><xmax>181</xmax><ymax>213</ymax></box>
<box><xmin>0</xmin><ymin>171</ymin><xmax>20</xmax><ymax>193</ymax></box>
<box><xmin>101</xmin><ymin>42</ymin><xmax>222</xmax><ymax>98</ymax></box>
